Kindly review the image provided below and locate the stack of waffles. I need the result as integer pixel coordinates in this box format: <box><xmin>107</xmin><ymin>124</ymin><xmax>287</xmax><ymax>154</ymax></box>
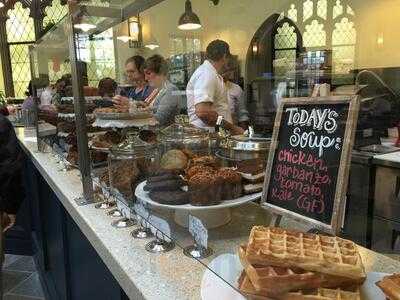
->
<box><xmin>376</xmin><ymin>274</ymin><xmax>400</xmax><ymax>300</ymax></box>
<box><xmin>238</xmin><ymin>226</ymin><xmax>367</xmax><ymax>300</ymax></box>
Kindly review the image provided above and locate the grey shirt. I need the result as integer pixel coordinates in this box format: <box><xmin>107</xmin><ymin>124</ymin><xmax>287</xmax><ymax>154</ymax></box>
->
<box><xmin>152</xmin><ymin>80</ymin><xmax>181</xmax><ymax>126</ymax></box>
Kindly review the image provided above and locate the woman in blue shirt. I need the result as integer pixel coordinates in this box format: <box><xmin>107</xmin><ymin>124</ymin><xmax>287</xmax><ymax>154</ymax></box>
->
<box><xmin>118</xmin><ymin>55</ymin><xmax>153</xmax><ymax>101</ymax></box>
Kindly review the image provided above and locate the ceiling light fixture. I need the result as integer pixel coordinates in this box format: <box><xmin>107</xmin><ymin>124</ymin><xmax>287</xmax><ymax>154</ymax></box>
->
<box><xmin>0</xmin><ymin>2</ymin><xmax>4</xmax><ymax>8</ymax></box>
<box><xmin>178</xmin><ymin>0</ymin><xmax>202</xmax><ymax>31</ymax></box>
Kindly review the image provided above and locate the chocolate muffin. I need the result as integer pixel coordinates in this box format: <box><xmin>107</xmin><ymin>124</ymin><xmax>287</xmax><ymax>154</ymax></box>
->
<box><xmin>186</xmin><ymin>165</ymin><xmax>215</xmax><ymax>179</ymax></box>
<box><xmin>188</xmin><ymin>172</ymin><xmax>221</xmax><ymax>206</ymax></box>
<box><xmin>216</xmin><ymin>168</ymin><xmax>242</xmax><ymax>200</ymax></box>
<box><xmin>190</xmin><ymin>155</ymin><xmax>218</xmax><ymax>168</ymax></box>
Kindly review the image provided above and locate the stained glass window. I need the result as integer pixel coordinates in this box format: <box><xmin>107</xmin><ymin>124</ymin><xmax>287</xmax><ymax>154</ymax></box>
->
<box><xmin>303</xmin><ymin>20</ymin><xmax>326</xmax><ymax>48</ymax></box>
<box><xmin>43</xmin><ymin>0</ymin><xmax>68</xmax><ymax>28</ymax></box>
<box><xmin>288</xmin><ymin>4</ymin><xmax>297</xmax><ymax>22</ymax></box>
<box><xmin>6</xmin><ymin>3</ymin><xmax>35</xmax><ymax>43</ymax></box>
<box><xmin>10</xmin><ymin>44</ymin><xmax>33</xmax><ymax>97</ymax></box>
<box><xmin>276</xmin><ymin>1</ymin><xmax>356</xmax><ymax>79</ymax></box>
<box><xmin>333</xmin><ymin>0</ymin><xmax>344</xmax><ymax>19</ymax></box>
<box><xmin>274</xmin><ymin>22</ymin><xmax>297</xmax><ymax>49</ymax></box>
<box><xmin>77</xmin><ymin>29</ymin><xmax>116</xmax><ymax>87</ymax></box>
<box><xmin>317</xmin><ymin>0</ymin><xmax>327</xmax><ymax>20</ymax></box>
<box><xmin>303</xmin><ymin>0</ymin><xmax>313</xmax><ymax>22</ymax></box>
<box><xmin>7</xmin><ymin>2</ymin><xmax>35</xmax><ymax>97</ymax></box>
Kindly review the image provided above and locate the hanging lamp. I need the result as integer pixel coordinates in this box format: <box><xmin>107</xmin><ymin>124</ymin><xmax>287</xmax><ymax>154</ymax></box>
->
<box><xmin>178</xmin><ymin>0</ymin><xmax>202</xmax><ymax>31</ymax></box>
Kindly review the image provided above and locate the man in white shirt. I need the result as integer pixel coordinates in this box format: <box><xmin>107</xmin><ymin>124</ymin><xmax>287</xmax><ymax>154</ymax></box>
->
<box><xmin>186</xmin><ymin>40</ymin><xmax>244</xmax><ymax>135</ymax></box>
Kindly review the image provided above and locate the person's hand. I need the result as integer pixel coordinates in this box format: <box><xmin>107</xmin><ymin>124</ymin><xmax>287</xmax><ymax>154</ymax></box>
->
<box><xmin>112</xmin><ymin>95</ymin><xmax>129</xmax><ymax>112</ymax></box>
<box><xmin>2</xmin><ymin>213</ymin><xmax>16</xmax><ymax>232</ymax></box>
<box><xmin>231</xmin><ymin>125</ymin><xmax>245</xmax><ymax>135</ymax></box>
<box><xmin>136</xmin><ymin>101</ymin><xmax>149</xmax><ymax>108</ymax></box>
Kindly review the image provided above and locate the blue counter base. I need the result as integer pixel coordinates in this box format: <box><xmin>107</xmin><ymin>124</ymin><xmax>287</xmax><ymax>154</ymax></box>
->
<box><xmin>6</xmin><ymin>157</ymin><xmax>129</xmax><ymax>300</ymax></box>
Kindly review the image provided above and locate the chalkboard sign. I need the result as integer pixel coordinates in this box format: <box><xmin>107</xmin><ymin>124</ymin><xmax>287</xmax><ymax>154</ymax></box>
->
<box><xmin>261</xmin><ymin>96</ymin><xmax>360</xmax><ymax>234</ymax></box>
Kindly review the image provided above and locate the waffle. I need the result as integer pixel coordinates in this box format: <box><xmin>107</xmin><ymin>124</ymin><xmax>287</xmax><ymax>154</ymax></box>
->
<box><xmin>245</xmin><ymin>227</ymin><xmax>366</xmax><ymax>280</ymax></box>
<box><xmin>238</xmin><ymin>245</ymin><xmax>364</xmax><ymax>296</ymax></box>
<box><xmin>376</xmin><ymin>273</ymin><xmax>400</xmax><ymax>300</ymax></box>
<box><xmin>238</xmin><ymin>271</ymin><xmax>361</xmax><ymax>300</ymax></box>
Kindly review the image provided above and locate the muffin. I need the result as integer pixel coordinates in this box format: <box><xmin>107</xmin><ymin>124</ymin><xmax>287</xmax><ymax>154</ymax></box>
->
<box><xmin>188</xmin><ymin>172</ymin><xmax>221</xmax><ymax>206</ymax></box>
<box><xmin>160</xmin><ymin>149</ymin><xmax>188</xmax><ymax>172</ymax></box>
<box><xmin>190</xmin><ymin>155</ymin><xmax>218</xmax><ymax>168</ymax></box>
<box><xmin>216</xmin><ymin>168</ymin><xmax>242</xmax><ymax>200</ymax></box>
<box><xmin>186</xmin><ymin>165</ymin><xmax>215</xmax><ymax>179</ymax></box>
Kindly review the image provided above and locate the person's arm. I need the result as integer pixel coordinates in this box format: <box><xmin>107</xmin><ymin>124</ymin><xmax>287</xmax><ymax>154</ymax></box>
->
<box><xmin>193</xmin><ymin>74</ymin><xmax>244</xmax><ymax>135</ymax></box>
<box><xmin>112</xmin><ymin>95</ymin><xmax>129</xmax><ymax>112</ymax></box>
<box><xmin>195</xmin><ymin>102</ymin><xmax>244</xmax><ymax>135</ymax></box>
<box><xmin>154</xmin><ymin>88</ymin><xmax>180</xmax><ymax>126</ymax></box>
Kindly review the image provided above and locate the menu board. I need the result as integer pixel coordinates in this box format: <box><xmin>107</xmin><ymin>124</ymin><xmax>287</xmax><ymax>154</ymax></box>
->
<box><xmin>262</xmin><ymin>96</ymin><xmax>359</xmax><ymax>234</ymax></box>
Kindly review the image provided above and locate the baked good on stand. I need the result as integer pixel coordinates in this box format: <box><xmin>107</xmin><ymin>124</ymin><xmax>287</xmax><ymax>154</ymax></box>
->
<box><xmin>186</xmin><ymin>165</ymin><xmax>215</xmax><ymax>179</ymax></box>
<box><xmin>188</xmin><ymin>172</ymin><xmax>222</xmax><ymax>206</ymax></box>
<box><xmin>376</xmin><ymin>273</ymin><xmax>400</xmax><ymax>300</ymax></box>
<box><xmin>160</xmin><ymin>149</ymin><xmax>188</xmax><ymax>172</ymax></box>
<box><xmin>237</xmin><ymin>226</ymin><xmax>367</xmax><ymax>299</ymax></box>
<box><xmin>216</xmin><ymin>168</ymin><xmax>242</xmax><ymax>200</ymax></box>
<box><xmin>149</xmin><ymin>190</ymin><xmax>189</xmax><ymax>205</ymax></box>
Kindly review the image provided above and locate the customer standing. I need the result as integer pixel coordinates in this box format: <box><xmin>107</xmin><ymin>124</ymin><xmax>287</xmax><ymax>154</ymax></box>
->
<box><xmin>186</xmin><ymin>39</ymin><xmax>244</xmax><ymax>135</ymax></box>
<box><xmin>0</xmin><ymin>114</ymin><xmax>24</xmax><ymax>299</ymax></box>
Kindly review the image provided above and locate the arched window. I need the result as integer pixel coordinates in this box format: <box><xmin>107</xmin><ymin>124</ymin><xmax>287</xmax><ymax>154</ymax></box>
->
<box><xmin>7</xmin><ymin>2</ymin><xmax>35</xmax><ymax>98</ymax></box>
<box><xmin>274</xmin><ymin>0</ymin><xmax>356</xmax><ymax>83</ymax></box>
<box><xmin>76</xmin><ymin>28</ymin><xmax>116</xmax><ymax>87</ymax></box>
<box><xmin>43</xmin><ymin>0</ymin><xmax>68</xmax><ymax>28</ymax></box>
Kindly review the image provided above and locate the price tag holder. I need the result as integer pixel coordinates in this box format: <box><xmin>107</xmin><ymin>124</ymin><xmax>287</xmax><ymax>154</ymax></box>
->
<box><xmin>189</xmin><ymin>214</ymin><xmax>208</xmax><ymax>249</ymax></box>
<box><xmin>183</xmin><ymin>215</ymin><xmax>213</xmax><ymax>259</ymax></box>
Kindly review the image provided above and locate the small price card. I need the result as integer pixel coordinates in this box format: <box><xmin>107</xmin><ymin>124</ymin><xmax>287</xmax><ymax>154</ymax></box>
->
<box><xmin>189</xmin><ymin>214</ymin><xmax>208</xmax><ymax>249</ymax></box>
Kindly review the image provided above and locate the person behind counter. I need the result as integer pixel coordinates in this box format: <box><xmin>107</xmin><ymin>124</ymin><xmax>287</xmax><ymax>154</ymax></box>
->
<box><xmin>113</xmin><ymin>55</ymin><xmax>181</xmax><ymax>126</ymax></box>
<box><xmin>98</xmin><ymin>77</ymin><xmax>118</xmax><ymax>98</ymax></box>
<box><xmin>117</xmin><ymin>55</ymin><xmax>153</xmax><ymax>101</ymax></box>
<box><xmin>186</xmin><ymin>39</ymin><xmax>244</xmax><ymax>135</ymax></box>
<box><xmin>221</xmin><ymin>57</ymin><xmax>249</xmax><ymax>130</ymax></box>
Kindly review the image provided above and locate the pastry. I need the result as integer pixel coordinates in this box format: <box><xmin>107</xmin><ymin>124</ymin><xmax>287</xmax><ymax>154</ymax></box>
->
<box><xmin>91</xmin><ymin>131</ymin><xmax>122</xmax><ymax>148</ymax></box>
<box><xmin>216</xmin><ymin>168</ymin><xmax>242</xmax><ymax>200</ymax></box>
<box><xmin>160</xmin><ymin>149</ymin><xmax>188</xmax><ymax>171</ymax></box>
<box><xmin>376</xmin><ymin>273</ymin><xmax>400</xmax><ymax>300</ymax></box>
<box><xmin>238</xmin><ymin>272</ymin><xmax>362</xmax><ymax>300</ymax></box>
<box><xmin>144</xmin><ymin>178</ymin><xmax>185</xmax><ymax>192</ymax></box>
<box><xmin>149</xmin><ymin>190</ymin><xmax>189</xmax><ymax>205</ymax></box>
<box><xmin>94</xmin><ymin>107</ymin><xmax>126</xmax><ymax>114</ymax></box>
<box><xmin>57</xmin><ymin>121</ymin><xmax>75</xmax><ymax>133</ymax></box>
<box><xmin>238</xmin><ymin>245</ymin><xmax>364</xmax><ymax>297</ymax></box>
<box><xmin>139</xmin><ymin>130</ymin><xmax>157</xmax><ymax>144</ymax></box>
<box><xmin>186</xmin><ymin>165</ymin><xmax>215</xmax><ymax>179</ymax></box>
<box><xmin>147</xmin><ymin>173</ymin><xmax>182</xmax><ymax>184</ymax></box>
<box><xmin>190</xmin><ymin>155</ymin><xmax>218</xmax><ymax>168</ymax></box>
<box><xmin>188</xmin><ymin>172</ymin><xmax>221</xmax><ymax>206</ymax></box>
<box><xmin>245</xmin><ymin>227</ymin><xmax>366</xmax><ymax>280</ymax></box>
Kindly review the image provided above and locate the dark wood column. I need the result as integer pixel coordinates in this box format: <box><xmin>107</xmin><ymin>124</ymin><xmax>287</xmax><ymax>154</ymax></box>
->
<box><xmin>0</xmin><ymin>12</ymin><xmax>15</xmax><ymax>97</ymax></box>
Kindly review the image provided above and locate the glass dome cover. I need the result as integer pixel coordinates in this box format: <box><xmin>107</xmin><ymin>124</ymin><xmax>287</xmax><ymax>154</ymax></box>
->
<box><xmin>110</xmin><ymin>132</ymin><xmax>157</xmax><ymax>158</ymax></box>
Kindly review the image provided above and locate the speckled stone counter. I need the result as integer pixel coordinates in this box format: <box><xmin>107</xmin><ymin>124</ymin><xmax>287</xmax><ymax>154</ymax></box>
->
<box><xmin>15</xmin><ymin>128</ymin><xmax>400</xmax><ymax>300</ymax></box>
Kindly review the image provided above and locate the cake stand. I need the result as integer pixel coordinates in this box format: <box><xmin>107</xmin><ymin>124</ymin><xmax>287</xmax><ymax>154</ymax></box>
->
<box><xmin>135</xmin><ymin>181</ymin><xmax>262</xmax><ymax>229</ymax></box>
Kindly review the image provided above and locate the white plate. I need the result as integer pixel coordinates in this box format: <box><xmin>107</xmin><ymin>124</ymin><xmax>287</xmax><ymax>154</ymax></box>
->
<box><xmin>200</xmin><ymin>253</ymin><xmax>389</xmax><ymax>300</ymax></box>
<box><xmin>135</xmin><ymin>181</ymin><xmax>262</xmax><ymax>211</ymax></box>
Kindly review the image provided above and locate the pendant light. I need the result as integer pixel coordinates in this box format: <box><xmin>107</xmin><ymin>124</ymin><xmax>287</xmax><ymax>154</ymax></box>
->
<box><xmin>0</xmin><ymin>1</ymin><xmax>4</xmax><ymax>8</ymax></box>
<box><xmin>144</xmin><ymin>34</ymin><xmax>159</xmax><ymax>50</ymax></box>
<box><xmin>178</xmin><ymin>0</ymin><xmax>202</xmax><ymax>31</ymax></box>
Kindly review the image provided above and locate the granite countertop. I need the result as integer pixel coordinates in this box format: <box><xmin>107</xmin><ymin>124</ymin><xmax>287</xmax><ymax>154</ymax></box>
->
<box><xmin>15</xmin><ymin>128</ymin><xmax>400</xmax><ymax>300</ymax></box>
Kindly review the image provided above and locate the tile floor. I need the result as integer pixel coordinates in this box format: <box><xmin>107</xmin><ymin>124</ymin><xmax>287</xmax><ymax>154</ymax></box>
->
<box><xmin>2</xmin><ymin>254</ymin><xmax>45</xmax><ymax>300</ymax></box>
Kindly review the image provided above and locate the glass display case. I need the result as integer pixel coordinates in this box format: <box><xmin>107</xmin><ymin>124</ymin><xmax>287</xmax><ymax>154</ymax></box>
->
<box><xmin>28</xmin><ymin>0</ymin><xmax>400</xmax><ymax>298</ymax></box>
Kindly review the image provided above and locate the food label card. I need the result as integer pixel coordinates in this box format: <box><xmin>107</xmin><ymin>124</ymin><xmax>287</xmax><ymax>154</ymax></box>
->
<box><xmin>189</xmin><ymin>214</ymin><xmax>208</xmax><ymax>249</ymax></box>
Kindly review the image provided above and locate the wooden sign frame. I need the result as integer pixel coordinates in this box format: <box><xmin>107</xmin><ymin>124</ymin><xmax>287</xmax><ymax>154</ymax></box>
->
<box><xmin>261</xmin><ymin>95</ymin><xmax>360</xmax><ymax>235</ymax></box>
